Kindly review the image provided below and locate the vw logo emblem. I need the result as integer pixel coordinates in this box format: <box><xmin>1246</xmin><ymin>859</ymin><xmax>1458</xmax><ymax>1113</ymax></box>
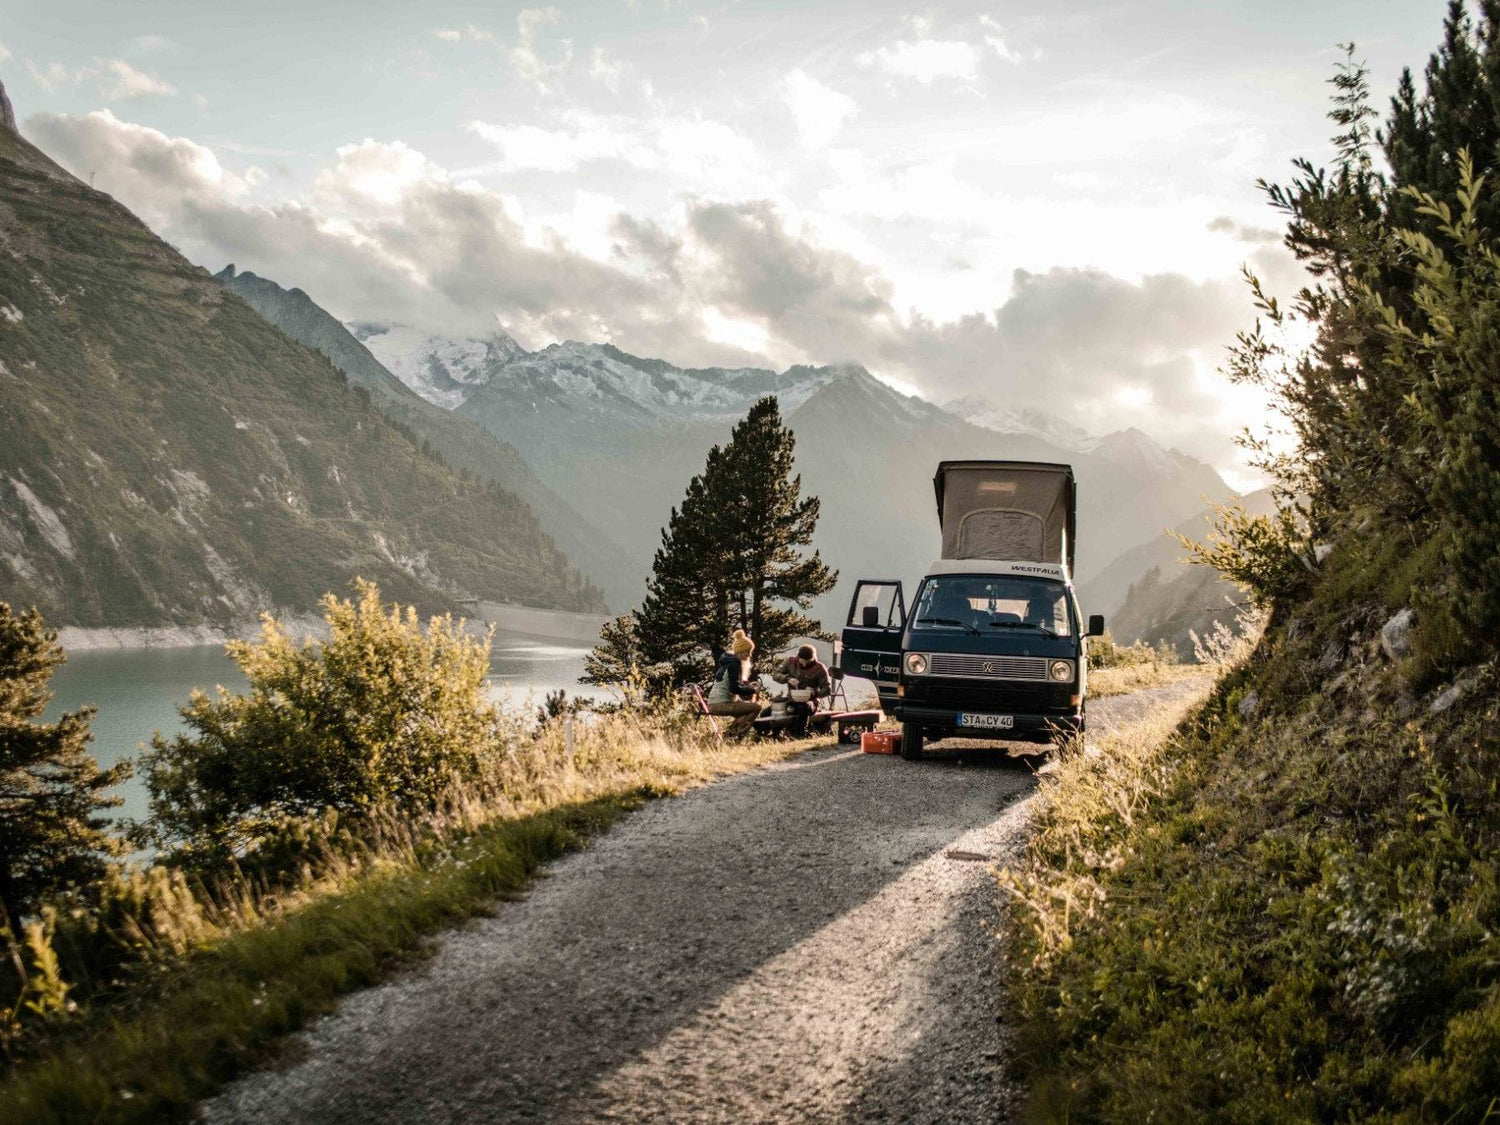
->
<box><xmin>982</xmin><ymin>661</ymin><xmax>995</xmax><ymax>673</ymax></box>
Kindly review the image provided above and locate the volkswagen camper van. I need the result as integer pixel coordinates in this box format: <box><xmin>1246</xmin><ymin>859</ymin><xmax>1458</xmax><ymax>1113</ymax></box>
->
<box><xmin>840</xmin><ymin>461</ymin><xmax>1104</xmax><ymax>760</ymax></box>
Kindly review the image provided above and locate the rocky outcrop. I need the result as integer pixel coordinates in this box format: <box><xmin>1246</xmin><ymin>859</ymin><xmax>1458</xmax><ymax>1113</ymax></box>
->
<box><xmin>1380</xmin><ymin>607</ymin><xmax>1416</xmax><ymax>660</ymax></box>
<box><xmin>0</xmin><ymin>77</ymin><xmax>16</xmax><ymax>132</ymax></box>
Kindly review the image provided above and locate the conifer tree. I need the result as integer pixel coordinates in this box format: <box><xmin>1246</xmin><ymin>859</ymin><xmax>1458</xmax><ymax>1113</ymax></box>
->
<box><xmin>0</xmin><ymin>604</ymin><xmax>127</xmax><ymax>926</ymax></box>
<box><xmin>715</xmin><ymin>397</ymin><xmax>837</xmax><ymax>661</ymax></box>
<box><xmin>623</xmin><ymin>396</ymin><xmax>836</xmax><ymax>687</ymax></box>
<box><xmin>635</xmin><ymin>465</ymin><xmax>732</xmax><ymax>683</ymax></box>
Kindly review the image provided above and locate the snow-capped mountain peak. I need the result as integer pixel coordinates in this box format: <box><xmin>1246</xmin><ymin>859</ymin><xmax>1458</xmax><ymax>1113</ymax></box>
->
<box><xmin>944</xmin><ymin>394</ymin><xmax>1094</xmax><ymax>452</ymax></box>
<box><xmin>349</xmin><ymin>323</ymin><xmax>526</xmax><ymax>409</ymax></box>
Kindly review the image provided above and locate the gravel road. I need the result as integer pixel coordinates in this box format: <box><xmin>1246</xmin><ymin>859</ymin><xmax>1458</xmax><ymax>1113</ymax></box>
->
<box><xmin>202</xmin><ymin>683</ymin><xmax>1204</xmax><ymax>1124</ymax></box>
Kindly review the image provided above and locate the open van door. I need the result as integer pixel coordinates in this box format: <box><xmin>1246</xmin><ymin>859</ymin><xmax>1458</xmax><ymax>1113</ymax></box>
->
<box><xmin>840</xmin><ymin>580</ymin><xmax>905</xmax><ymax>715</ymax></box>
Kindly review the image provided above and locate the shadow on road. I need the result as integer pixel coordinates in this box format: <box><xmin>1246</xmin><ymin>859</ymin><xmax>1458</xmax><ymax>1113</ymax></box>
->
<box><xmin>208</xmin><ymin>739</ymin><xmax>1038</xmax><ymax>1124</ymax></box>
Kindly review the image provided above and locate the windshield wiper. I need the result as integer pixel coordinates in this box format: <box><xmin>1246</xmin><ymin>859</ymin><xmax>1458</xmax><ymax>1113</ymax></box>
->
<box><xmin>987</xmin><ymin>621</ymin><xmax>1058</xmax><ymax>637</ymax></box>
<box><xmin>917</xmin><ymin>616</ymin><xmax>980</xmax><ymax>636</ymax></box>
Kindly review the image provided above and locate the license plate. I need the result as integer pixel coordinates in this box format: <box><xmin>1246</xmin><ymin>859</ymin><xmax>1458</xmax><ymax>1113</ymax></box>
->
<box><xmin>957</xmin><ymin>712</ymin><xmax>1014</xmax><ymax>730</ymax></box>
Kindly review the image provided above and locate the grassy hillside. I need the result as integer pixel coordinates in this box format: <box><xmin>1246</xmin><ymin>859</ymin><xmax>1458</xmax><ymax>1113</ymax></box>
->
<box><xmin>1002</xmin><ymin>20</ymin><xmax>1500</xmax><ymax>1120</ymax></box>
<box><xmin>0</xmin><ymin>119</ymin><xmax>603</xmax><ymax>625</ymax></box>
<box><xmin>1003</xmin><ymin>547</ymin><xmax>1499</xmax><ymax>1120</ymax></box>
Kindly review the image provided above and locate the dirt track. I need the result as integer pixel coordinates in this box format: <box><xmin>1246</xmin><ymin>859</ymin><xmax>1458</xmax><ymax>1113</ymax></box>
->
<box><xmin>202</xmin><ymin>682</ymin><xmax>1203</xmax><ymax>1124</ymax></box>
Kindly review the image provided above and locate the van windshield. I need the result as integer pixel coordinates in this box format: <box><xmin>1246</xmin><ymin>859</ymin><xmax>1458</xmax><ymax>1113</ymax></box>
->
<box><xmin>912</xmin><ymin>575</ymin><xmax>1073</xmax><ymax>637</ymax></box>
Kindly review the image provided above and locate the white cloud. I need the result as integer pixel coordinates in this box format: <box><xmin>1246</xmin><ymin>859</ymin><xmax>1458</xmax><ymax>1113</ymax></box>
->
<box><xmin>26</xmin><ymin>61</ymin><xmax>73</xmax><ymax>93</ymax></box>
<box><xmin>469</xmin><ymin>111</ymin><xmax>776</xmax><ymax>195</ymax></box>
<box><xmin>857</xmin><ymin>36</ymin><xmax>980</xmax><ymax>85</ymax></box>
<box><xmin>26</xmin><ymin>107</ymin><xmax>1277</xmax><ymax>471</ymax></box>
<box><xmin>781</xmin><ymin>69</ymin><xmax>857</xmax><ymax>149</ymax></box>
<box><xmin>95</xmin><ymin>58</ymin><xmax>177</xmax><ymax>100</ymax></box>
<box><xmin>469</xmin><ymin>118</ymin><xmax>651</xmax><ymax>172</ymax></box>
<box><xmin>129</xmin><ymin>34</ymin><xmax>176</xmax><ymax>55</ymax></box>
<box><xmin>0</xmin><ymin>42</ymin><xmax>11</xmax><ymax>64</ymax></box>
<box><xmin>511</xmin><ymin>7</ymin><xmax>572</xmax><ymax>92</ymax></box>
<box><xmin>433</xmin><ymin>28</ymin><xmax>463</xmax><ymax>42</ymax></box>
<box><xmin>26</xmin><ymin>109</ymin><xmax>245</xmax><ymax>227</ymax></box>
<box><xmin>977</xmin><ymin>15</ymin><xmax>1040</xmax><ymax>64</ymax></box>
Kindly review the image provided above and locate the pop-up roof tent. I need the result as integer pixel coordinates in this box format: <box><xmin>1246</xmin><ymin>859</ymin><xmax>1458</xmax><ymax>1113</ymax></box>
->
<box><xmin>933</xmin><ymin>461</ymin><xmax>1076</xmax><ymax>572</ymax></box>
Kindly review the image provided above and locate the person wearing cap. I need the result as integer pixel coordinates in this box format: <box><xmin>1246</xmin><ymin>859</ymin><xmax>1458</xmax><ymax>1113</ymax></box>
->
<box><xmin>705</xmin><ymin>628</ymin><xmax>761</xmax><ymax>737</ymax></box>
<box><xmin>771</xmin><ymin>643</ymin><xmax>831</xmax><ymax>735</ymax></box>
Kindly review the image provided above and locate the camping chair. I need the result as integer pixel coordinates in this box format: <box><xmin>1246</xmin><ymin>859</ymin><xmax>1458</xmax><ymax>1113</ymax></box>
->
<box><xmin>681</xmin><ymin>683</ymin><xmax>720</xmax><ymax>737</ymax></box>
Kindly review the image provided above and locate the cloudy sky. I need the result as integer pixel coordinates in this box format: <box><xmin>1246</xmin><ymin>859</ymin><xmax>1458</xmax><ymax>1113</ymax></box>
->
<box><xmin>3</xmin><ymin>0</ymin><xmax>1446</xmax><ymax>487</ymax></box>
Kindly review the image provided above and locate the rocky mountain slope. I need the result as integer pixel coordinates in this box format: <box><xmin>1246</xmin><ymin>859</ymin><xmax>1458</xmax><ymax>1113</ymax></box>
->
<box><xmin>1087</xmin><ymin>491</ymin><xmax>1274</xmax><ymax>654</ymax></box>
<box><xmin>217</xmin><ymin>269</ymin><xmax>638</xmax><ymax>609</ymax></box>
<box><xmin>367</xmin><ymin>334</ymin><xmax>1235</xmax><ymax>624</ymax></box>
<box><xmin>0</xmin><ymin>106</ymin><xmax>603</xmax><ymax>628</ymax></box>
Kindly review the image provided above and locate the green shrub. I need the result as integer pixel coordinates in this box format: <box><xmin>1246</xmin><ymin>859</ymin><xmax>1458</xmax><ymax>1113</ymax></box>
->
<box><xmin>133</xmin><ymin>579</ymin><xmax>508</xmax><ymax>866</ymax></box>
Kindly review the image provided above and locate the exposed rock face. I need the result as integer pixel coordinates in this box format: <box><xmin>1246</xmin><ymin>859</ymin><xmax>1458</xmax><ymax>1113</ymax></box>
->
<box><xmin>0</xmin><ymin>78</ymin><xmax>16</xmax><ymax>132</ymax></box>
<box><xmin>1238</xmin><ymin>690</ymin><xmax>1261</xmax><ymax>719</ymax></box>
<box><xmin>1381</xmin><ymin>608</ymin><xmax>1416</xmax><ymax>660</ymax></box>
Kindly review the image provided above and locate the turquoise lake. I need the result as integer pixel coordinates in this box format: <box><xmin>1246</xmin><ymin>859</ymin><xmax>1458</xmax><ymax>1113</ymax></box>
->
<box><xmin>42</xmin><ymin>633</ymin><xmax>595</xmax><ymax>827</ymax></box>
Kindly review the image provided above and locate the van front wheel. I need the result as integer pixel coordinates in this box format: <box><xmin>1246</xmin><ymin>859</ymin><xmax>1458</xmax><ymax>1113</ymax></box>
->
<box><xmin>899</xmin><ymin>721</ymin><xmax>924</xmax><ymax>760</ymax></box>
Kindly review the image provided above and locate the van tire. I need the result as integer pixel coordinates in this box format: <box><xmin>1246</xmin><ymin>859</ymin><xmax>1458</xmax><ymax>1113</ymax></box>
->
<box><xmin>899</xmin><ymin>721</ymin><xmax>924</xmax><ymax>760</ymax></box>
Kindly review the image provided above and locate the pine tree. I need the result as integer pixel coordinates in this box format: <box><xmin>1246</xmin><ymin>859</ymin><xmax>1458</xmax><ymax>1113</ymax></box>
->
<box><xmin>622</xmin><ymin>396</ymin><xmax>837</xmax><ymax>688</ymax></box>
<box><xmin>714</xmin><ymin>397</ymin><xmax>837</xmax><ymax>662</ymax></box>
<box><xmin>580</xmin><ymin>612</ymin><xmax>670</xmax><ymax>702</ymax></box>
<box><xmin>635</xmin><ymin>466</ymin><xmax>731</xmax><ymax>684</ymax></box>
<box><xmin>0</xmin><ymin>604</ymin><xmax>128</xmax><ymax>926</ymax></box>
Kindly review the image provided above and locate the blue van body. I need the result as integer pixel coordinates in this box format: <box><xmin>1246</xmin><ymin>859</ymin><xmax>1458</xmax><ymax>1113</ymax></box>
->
<box><xmin>840</xmin><ymin>461</ymin><xmax>1104</xmax><ymax>759</ymax></box>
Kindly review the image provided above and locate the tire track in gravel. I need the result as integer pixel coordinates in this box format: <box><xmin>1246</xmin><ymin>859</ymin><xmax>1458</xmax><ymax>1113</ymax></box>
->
<box><xmin>202</xmin><ymin>680</ymin><xmax>1208</xmax><ymax>1124</ymax></box>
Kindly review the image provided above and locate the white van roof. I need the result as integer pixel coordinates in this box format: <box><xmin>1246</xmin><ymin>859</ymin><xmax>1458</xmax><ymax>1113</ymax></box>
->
<box><xmin>923</xmin><ymin>558</ymin><xmax>1071</xmax><ymax>584</ymax></box>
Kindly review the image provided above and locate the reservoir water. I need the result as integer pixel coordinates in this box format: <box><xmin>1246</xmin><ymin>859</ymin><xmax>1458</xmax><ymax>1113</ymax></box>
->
<box><xmin>42</xmin><ymin>632</ymin><xmax>595</xmax><ymax>826</ymax></box>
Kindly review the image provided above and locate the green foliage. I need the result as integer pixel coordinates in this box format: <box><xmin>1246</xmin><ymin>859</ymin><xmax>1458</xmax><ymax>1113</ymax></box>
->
<box><xmin>1205</xmin><ymin>22</ymin><xmax>1500</xmax><ymax>674</ymax></box>
<box><xmin>580</xmin><ymin>613</ymin><xmax>671</xmax><ymax>703</ymax></box>
<box><xmin>1006</xmin><ymin>620</ymin><xmax>1500</xmax><ymax>1123</ymax></box>
<box><xmin>134</xmin><ymin>580</ymin><xmax>505</xmax><ymax>865</ymax></box>
<box><xmin>0</xmin><ymin>603</ymin><xmax>127</xmax><ymax>925</ymax></box>
<box><xmin>1175</xmin><ymin>499</ymin><xmax>1313</xmax><ymax>607</ymax></box>
<box><xmin>623</xmin><ymin>397</ymin><xmax>837</xmax><ymax>687</ymax></box>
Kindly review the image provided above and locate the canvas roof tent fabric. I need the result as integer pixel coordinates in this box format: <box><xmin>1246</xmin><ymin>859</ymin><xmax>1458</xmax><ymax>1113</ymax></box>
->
<box><xmin>933</xmin><ymin>461</ymin><xmax>1076</xmax><ymax>571</ymax></box>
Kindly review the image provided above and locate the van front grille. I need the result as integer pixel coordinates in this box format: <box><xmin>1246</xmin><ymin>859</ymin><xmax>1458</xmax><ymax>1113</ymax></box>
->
<box><xmin>916</xmin><ymin>682</ymin><xmax>1056</xmax><ymax>711</ymax></box>
<box><xmin>925</xmin><ymin>653</ymin><xmax>1048</xmax><ymax>681</ymax></box>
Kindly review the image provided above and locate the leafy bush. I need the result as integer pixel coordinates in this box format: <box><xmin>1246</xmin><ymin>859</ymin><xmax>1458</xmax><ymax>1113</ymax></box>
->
<box><xmin>134</xmin><ymin>579</ymin><xmax>508</xmax><ymax>865</ymax></box>
<box><xmin>1176</xmin><ymin>500</ymin><xmax>1313</xmax><ymax>608</ymax></box>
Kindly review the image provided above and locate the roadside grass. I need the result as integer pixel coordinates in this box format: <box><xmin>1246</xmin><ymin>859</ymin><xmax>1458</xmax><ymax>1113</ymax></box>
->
<box><xmin>0</xmin><ymin>710</ymin><xmax>826</xmax><ymax>1124</ymax></box>
<box><xmin>1086</xmin><ymin>661</ymin><xmax>1204</xmax><ymax>698</ymax></box>
<box><xmin>999</xmin><ymin>601</ymin><xmax>1500</xmax><ymax>1122</ymax></box>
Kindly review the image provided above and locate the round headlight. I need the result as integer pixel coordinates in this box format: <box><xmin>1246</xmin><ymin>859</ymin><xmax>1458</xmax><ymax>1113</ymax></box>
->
<box><xmin>1050</xmin><ymin>660</ymin><xmax>1073</xmax><ymax>682</ymax></box>
<box><xmin>905</xmin><ymin>652</ymin><xmax>929</xmax><ymax>675</ymax></box>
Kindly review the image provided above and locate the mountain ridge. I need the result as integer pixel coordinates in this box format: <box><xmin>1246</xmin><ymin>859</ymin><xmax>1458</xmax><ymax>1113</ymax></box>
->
<box><xmin>0</xmin><ymin>118</ymin><xmax>603</xmax><ymax>627</ymax></box>
<box><xmin>218</xmin><ymin>268</ymin><xmax>640</xmax><ymax>609</ymax></box>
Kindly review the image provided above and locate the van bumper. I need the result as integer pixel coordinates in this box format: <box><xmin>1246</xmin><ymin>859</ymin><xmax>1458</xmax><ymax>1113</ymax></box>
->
<box><xmin>894</xmin><ymin>705</ymin><xmax>1084</xmax><ymax>741</ymax></box>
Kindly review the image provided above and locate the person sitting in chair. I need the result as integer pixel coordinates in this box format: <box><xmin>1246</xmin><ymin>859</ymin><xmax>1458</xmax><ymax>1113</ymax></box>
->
<box><xmin>770</xmin><ymin>643</ymin><xmax>831</xmax><ymax>735</ymax></box>
<box><xmin>706</xmin><ymin>629</ymin><xmax>761</xmax><ymax>737</ymax></box>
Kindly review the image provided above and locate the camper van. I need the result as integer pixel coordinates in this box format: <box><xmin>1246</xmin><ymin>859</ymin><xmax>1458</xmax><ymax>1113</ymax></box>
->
<box><xmin>840</xmin><ymin>460</ymin><xmax>1104</xmax><ymax>760</ymax></box>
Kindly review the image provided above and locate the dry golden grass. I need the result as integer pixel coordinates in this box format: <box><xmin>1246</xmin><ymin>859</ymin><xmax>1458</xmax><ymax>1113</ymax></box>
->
<box><xmin>996</xmin><ymin>680</ymin><xmax>1214</xmax><ymax>968</ymax></box>
<box><xmin>1087</xmin><ymin>662</ymin><xmax>1206</xmax><ymax>698</ymax></box>
<box><xmin>2</xmin><ymin>705</ymin><xmax>828</xmax><ymax>1124</ymax></box>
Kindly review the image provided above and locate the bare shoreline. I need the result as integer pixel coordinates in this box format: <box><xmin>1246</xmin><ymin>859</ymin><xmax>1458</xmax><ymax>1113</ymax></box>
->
<box><xmin>56</xmin><ymin>604</ymin><xmax>609</xmax><ymax>653</ymax></box>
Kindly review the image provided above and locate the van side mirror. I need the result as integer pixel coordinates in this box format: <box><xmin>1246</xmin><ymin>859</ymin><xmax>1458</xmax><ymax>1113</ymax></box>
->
<box><xmin>1088</xmin><ymin>614</ymin><xmax>1106</xmax><ymax>637</ymax></box>
<box><xmin>862</xmin><ymin>605</ymin><xmax>881</xmax><ymax>628</ymax></box>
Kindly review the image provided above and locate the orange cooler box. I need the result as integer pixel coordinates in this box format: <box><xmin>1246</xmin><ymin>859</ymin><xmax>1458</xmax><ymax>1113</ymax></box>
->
<box><xmin>861</xmin><ymin>730</ymin><xmax>901</xmax><ymax>755</ymax></box>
